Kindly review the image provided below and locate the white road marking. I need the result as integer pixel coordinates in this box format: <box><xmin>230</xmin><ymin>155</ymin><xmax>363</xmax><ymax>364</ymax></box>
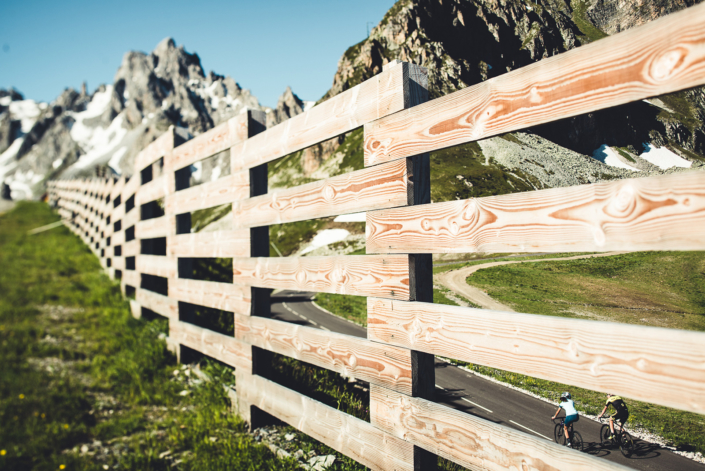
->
<box><xmin>435</xmin><ymin>384</ymin><xmax>445</xmax><ymax>390</ymax></box>
<box><xmin>282</xmin><ymin>302</ymin><xmax>308</xmax><ymax>320</ymax></box>
<box><xmin>509</xmin><ymin>420</ymin><xmax>551</xmax><ymax>440</ymax></box>
<box><xmin>320</xmin><ymin>326</ymin><xmax>330</xmax><ymax>331</ymax></box>
<box><xmin>461</xmin><ymin>397</ymin><xmax>493</xmax><ymax>413</ymax></box>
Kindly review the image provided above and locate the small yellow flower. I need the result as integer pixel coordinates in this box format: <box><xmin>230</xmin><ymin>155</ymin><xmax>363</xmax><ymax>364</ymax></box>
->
<box><xmin>18</xmin><ymin>394</ymin><xmax>24</xmax><ymax>399</ymax></box>
<box><xmin>60</xmin><ymin>465</ymin><xmax>66</xmax><ymax>470</ymax></box>
<box><xmin>0</xmin><ymin>449</ymin><xmax>6</xmax><ymax>455</ymax></box>
<box><xmin>41</xmin><ymin>413</ymin><xmax>46</xmax><ymax>419</ymax></box>
<box><xmin>34</xmin><ymin>412</ymin><xmax>39</xmax><ymax>416</ymax></box>
<box><xmin>63</xmin><ymin>424</ymin><xmax>69</xmax><ymax>429</ymax></box>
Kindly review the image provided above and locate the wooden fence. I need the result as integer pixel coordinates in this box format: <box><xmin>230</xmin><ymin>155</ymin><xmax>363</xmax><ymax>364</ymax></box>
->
<box><xmin>48</xmin><ymin>4</ymin><xmax>705</xmax><ymax>470</ymax></box>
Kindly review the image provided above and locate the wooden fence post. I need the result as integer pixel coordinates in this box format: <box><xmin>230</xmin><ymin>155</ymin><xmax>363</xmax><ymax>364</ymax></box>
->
<box><xmin>371</xmin><ymin>61</ymin><xmax>438</xmax><ymax>470</ymax></box>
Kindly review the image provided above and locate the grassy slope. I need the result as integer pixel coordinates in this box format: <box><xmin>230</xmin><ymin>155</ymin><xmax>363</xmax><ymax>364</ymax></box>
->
<box><xmin>0</xmin><ymin>202</ymin><xmax>301</xmax><ymax>471</ymax></box>
<box><xmin>463</xmin><ymin>252</ymin><xmax>705</xmax><ymax>452</ymax></box>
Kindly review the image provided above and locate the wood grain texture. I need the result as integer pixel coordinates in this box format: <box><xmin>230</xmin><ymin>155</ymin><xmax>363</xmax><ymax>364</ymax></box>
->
<box><xmin>165</xmin><ymin>172</ymin><xmax>248</xmax><ymax>215</ymax></box>
<box><xmin>136</xmin><ymin>288</ymin><xmax>177</xmax><ymax>319</ymax></box>
<box><xmin>367</xmin><ymin>172</ymin><xmax>705</xmax><ymax>254</ymax></box>
<box><xmin>136</xmin><ymin>255</ymin><xmax>176</xmax><ymax>278</ymax></box>
<box><xmin>168</xmin><ymin>230</ymin><xmax>250</xmax><ymax>258</ymax></box>
<box><xmin>168</xmin><ymin>278</ymin><xmax>251</xmax><ymax>315</ymax></box>
<box><xmin>123</xmin><ymin>240</ymin><xmax>139</xmax><ymax>256</ymax></box>
<box><xmin>170</xmin><ymin>320</ymin><xmax>252</xmax><ymax>371</ymax></box>
<box><xmin>237</xmin><ymin>373</ymin><xmax>414</xmax><ymax>471</ymax></box>
<box><xmin>123</xmin><ymin>208</ymin><xmax>139</xmax><ymax>229</ymax></box>
<box><xmin>122</xmin><ymin>176</ymin><xmax>140</xmax><ymax>201</ymax></box>
<box><xmin>136</xmin><ymin>175</ymin><xmax>168</xmax><ymax>205</ymax></box>
<box><xmin>135</xmin><ymin>216</ymin><xmax>170</xmax><ymax>239</ymax></box>
<box><xmin>235</xmin><ymin>314</ymin><xmax>413</xmax><ymax>394</ymax></box>
<box><xmin>370</xmin><ymin>385</ymin><xmax>629</xmax><ymax>471</ymax></box>
<box><xmin>368</xmin><ymin>298</ymin><xmax>705</xmax><ymax>414</ymax></box>
<box><xmin>111</xmin><ymin>231</ymin><xmax>125</xmax><ymax>247</ymax></box>
<box><xmin>364</xmin><ymin>2</ymin><xmax>705</xmax><ymax>166</ymax></box>
<box><xmin>170</xmin><ymin>113</ymin><xmax>252</xmax><ymax>171</ymax></box>
<box><xmin>121</xmin><ymin>269</ymin><xmax>139</xmax><ymax>287</ymax></box>
<box><xmin>234</xmin><ymin>159</ymin><xmax>410</xmax><ymax>228</ymax></box>
<box><xmin>232</xmin><ymin>255</ymin><xmax>411</xmax><ymax>300</ymax></box>
<box><xmin>231</xmin><ymin>63</ymin><xmax>412</xmax><ymax>172</ymax></box>
<box><xmin>134</xmin><ymin>127</ymin><xmax>174</xmax><ymax>172</ymax></box>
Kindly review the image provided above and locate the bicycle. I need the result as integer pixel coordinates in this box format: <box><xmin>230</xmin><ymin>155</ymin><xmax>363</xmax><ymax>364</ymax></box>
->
<box><xmin>598</xmin><ymin>416</ymin><xmax>634</xmax><ymax>457</ymax></box>
<box><xmin>553</xmin><ymin>417</ymin><xmax>583</xmax><ymax>451</ymax></box>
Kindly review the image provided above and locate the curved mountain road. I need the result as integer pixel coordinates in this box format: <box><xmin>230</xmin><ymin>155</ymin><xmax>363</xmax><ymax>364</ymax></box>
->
<box><xmin>436</xmin><ymin>252</ymin><xmax>630</xmax><ymax>311</ymax></box>
<box><xmin>267</xmin><ymin>289</ymin><xmax>703</xmax><ymax>471</ymax></box>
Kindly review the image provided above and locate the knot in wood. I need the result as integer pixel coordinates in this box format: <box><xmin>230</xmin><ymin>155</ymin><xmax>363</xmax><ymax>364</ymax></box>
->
<box><xmin>649</xmin><ymin>46</ymin><xmax>689</xmax><ymax>82</ymax></box>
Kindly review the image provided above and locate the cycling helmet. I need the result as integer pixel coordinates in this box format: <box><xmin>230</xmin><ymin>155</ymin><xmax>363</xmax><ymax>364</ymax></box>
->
<box><xmin>560</xmin><ymin>392</ymin><xmax>572</xmax><ymax>400</ymax></box>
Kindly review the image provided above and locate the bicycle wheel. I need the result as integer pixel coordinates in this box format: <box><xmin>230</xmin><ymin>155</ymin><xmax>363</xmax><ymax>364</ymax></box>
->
<box><xmin>571</xmin><ymin>431</ymin><xmax>584</xmax><ymax>451</ymax></box>
<box><xmin>620</xmin><ymin>432</ymin><xmax>635</xmax><ymax>458</ymax></box>
<box><xmin>554</xmin><ymin>424</ymin><xmax>566</xmax><ymax>445</ymax></box>
<box><xmin>599</xmin><ymin>424</ymin><xmax>612</xmax><ymax>447</ymax></box>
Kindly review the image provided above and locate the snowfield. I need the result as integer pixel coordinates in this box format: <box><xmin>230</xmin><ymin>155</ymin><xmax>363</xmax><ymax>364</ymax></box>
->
<box><xmin>591</xmin><ymin>145</ymin><xmax>640</xmax><ymax>171</ymax></box>
<box><xmin>640</xmin><ymin>143</ymin><xmax>692</xmax><ymax>169</ymax></box>
<box><xmin>301</xmin><ymin>229</ymin><xmax>350</xmax><ymax>255</ymax></box>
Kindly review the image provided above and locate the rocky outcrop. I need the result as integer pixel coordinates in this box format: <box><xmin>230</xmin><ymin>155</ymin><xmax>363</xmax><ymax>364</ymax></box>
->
<box><xmin>2</xmin><ymin>38</ymin><xmax>308</xmax><ymax>199</ymax></box>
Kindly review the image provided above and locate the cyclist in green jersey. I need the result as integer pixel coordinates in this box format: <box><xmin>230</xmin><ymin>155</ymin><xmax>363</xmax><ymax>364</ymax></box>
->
<box><xmin>598</xmin><ymin>394</ymin><xmax>629</xmax><ymax>439</ymax></box>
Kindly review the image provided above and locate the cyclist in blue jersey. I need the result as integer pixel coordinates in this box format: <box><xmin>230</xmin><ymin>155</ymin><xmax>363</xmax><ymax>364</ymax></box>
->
<box><xmin>552</xmin><ymin>392</ymin><xmax>579</xmax><ymax>446</ymax></box>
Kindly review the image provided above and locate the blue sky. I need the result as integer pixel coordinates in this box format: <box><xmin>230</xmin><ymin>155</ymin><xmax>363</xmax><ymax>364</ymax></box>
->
<box><xmin>0</xmin><ymin>0</ymin><xmax>396</xmax><ymax>107</ymax></box>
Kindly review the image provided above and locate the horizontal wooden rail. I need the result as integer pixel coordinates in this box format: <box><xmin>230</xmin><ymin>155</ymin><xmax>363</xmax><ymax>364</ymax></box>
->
<box><xmin>136</xmin><ymin>216</ymin><xmax>170</xmax><ymax>239</ymax></box>
<box><xmin>232</xmin><ymin>255</ymin><xmax>411</xmax><ymax>300</ymax></box>
<box><xmin>136</xmin><ymin>288</ymin><xmax>178</xmax><ymax>319</ymax></box>
<box><xmin>231</xmin><ymin>63</ymin><xmax>421</xmax><ymax>172</ymax></box>
<box><xmin>168</xmin><ymin>230</ymin><xmax>249</xmax><ymax>258</ymax></box>
<box><xmin>368</xmin><ymin>298</ymin><xmax>705</xmax><ymax>414</ymax></box>
<box><xmin>235</xmin><ymin>314</ymin><xmax>414</xmax><ymax>394</ymax></box>
<box><xmin>136</xmin><ymin>175</ymin><xmax>168</xmax><ymax>205</ymax></box>
<box><xmin>171</xmin><ymin>111</ymin><xmax>264</xmax><ymax>171</ymax></box>
<box><xmin>363</xmin><ymin>2</ymin><xmax>705</xmax><ymax>166</ymax></box>
<box><xmin>168</xmin><ymin>278</ymin><xmax>251</xmax><ymax>315</ymax></box>
<box><xmin>134</xmin><ymin>128</ymin><xmax>175</xmax><ymax>172</ymax></box>
<box><xmin>237</xmin><ymin>373</ymin><xmax>415</xmax><ymax>471</ymax></box>
<box><xmin>234</xmin><ymin>158</ymin><xmax>410</xmax><ymax>228</ymax></box>
<box><xmin>166</xmin><ymin>172</ymin><xmax>248</xmax><ymax>215</ymax></box>
<box><xmin>371</xmin><ymin>386</ymin><xmax>629</xmax><ymax>471</ymax></box>
<box><xmin>366</xmin><ymin>172</ymin><xmax>705</xmax><ymax>254</ymax></box>
<box><xmin>136</xmin><ymin>255</ymin><xmax>176</xmax><ymax>278</ymax></box>
<box><xmin>170</xmin><ymin>320</ymin><xmax>252</xmax><ymax>371</ymax></box>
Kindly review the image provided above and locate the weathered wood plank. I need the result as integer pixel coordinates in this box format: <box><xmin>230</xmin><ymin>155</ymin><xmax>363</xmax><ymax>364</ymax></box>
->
<box><xmin>135</xmin><ymin>216</ymin><xmax>170</xmax><ymax>239</ymax></box>
<box><xmin>366</xmin><ymin>172</ymin><xmax>705</xmax><ymax>254</ymax></box>
<box><xmin>123</xmin><ymin>207</ymin><xmax>139</xmax><ymax>229</ymax></box>
<box><xmin>136</xmin><ymin>175</ymin><xmax>168</xmax><ymax>205</ymax></box>
<box><xmin>170</xmin><ymin>112</ymin><xmax>265</xmax><ymax>171</ymax></box>
<box><xmin>134</xmin><ymin>127</ymin><xmax>174</xmax><ymax>172</ymax></box>
<box><xmin>168</xmin><ymin>230</ymin><xmax>250</xmax><ymax>258</ymax></box>
<box><xmin>121</xmin><ymin>269</ymin><xmax>139</xmax><ymax>287</ymax></box>
<box><xmin>231</xmin><ymin>63</ymin><xmax>421</xmax><ymax>172</ymax></box>
<box><xmin>122</xmin><ymin>176</ymin><xmax>140</xmax><ymax>201</ymax></box>
<box><xmin>136</xmin><ymin>287</ymin><xmax>177</xmax><ymax>319</ymax></box>
<box><xmin>168</xmin><ymin>278</ymin><xmax>251</xmax><ymax>315</ymax></box>
<box><xmin>123</xmin><ymin>240</ymin><xmax>139</xmax><ymax>257</ymax></box>
<box><xmin>170</xmin><ymin>320</ymin><xmax>252</xmax><ymax>371</ymax></box>
<box><xmin>368</xmin><ymin>298</ymin><xmax>705</xmax><ymax>414</ymax></box>
<box><xmin>112</xmin><ymin>256</ymin><xmax>125</xmax><ymax>271</ymax></box>
<box><xmin>370</xmin><ymin>385</ymin><xmax>629</xmax><ymax>471</ymax></box>
<box><xmin>165</xmin><ymin>172</ymin><xmax>248</xmax><ymax>215</ymax></box>
<box><xmin>234</xmin><ymin>159</ymin><xmax>410</xmax><ymax>228</ymax></box>
<box><xmin>111</xmin><ymin>230</ymin><xmax>124</xmax><ymax>247</ymax></box>
<box><xmin>237</xmin><ymin>373</ymin><xmax>414</xmax><ymax>471</ymax></box>
<box><xmin>136</xmin><ymin>255</ymin><xmax>176</xmax><ymax>278</ymax></box>
<box><xmin>235</xmin><ymin>314</ymin><xmax>413</xmax><ymax>394</ymax></box>
<box><xmin>232</xmin><ymin>255</ymin><xmax>411</xmax><ymax>300</ymax></box>
<box><xmin>364</xmin><ymin>2</ymin><xmax>705</xmax><ymax>166</ymax></box>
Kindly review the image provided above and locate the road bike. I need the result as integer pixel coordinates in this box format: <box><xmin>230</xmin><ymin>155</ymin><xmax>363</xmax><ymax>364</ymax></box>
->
<box><xmin>553</xmin><ymin>417</ymin><xmax>583</xmax><ymax>451</ymax></box>
<box><xmin>598</xmin><ymin>416</ymin><xmax>635</xmax><ymax>457</ymax></box>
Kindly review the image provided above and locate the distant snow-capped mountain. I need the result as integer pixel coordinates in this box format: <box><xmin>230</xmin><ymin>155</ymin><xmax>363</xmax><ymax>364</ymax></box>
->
<box><xmin>0</xmin><ymin>37</ymin><xmax>311</xmax><ymax>200</ymax></box>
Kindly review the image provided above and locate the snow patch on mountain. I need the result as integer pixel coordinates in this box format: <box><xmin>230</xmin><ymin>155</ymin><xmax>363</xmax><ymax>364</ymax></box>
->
<box><xmin>301</xmin><ymin>229</ymin><xmax>350</xmax><ymax>255</ymax></box>
<box><xmin>639</xmin><ymin>143</ymin><xmax>692</xmax><ymax>170</ymax></box>
<box><xmin>591</xmin><ymin>145</ymin><xmax>640</xmax><ymax>171</ymax></box>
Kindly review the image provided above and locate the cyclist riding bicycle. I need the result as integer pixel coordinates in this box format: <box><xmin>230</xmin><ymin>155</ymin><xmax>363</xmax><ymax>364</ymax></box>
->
<box><xmin>598</xmin><ymin>394</ymin><xmax>629</xmax><ymax>440</ymax></box>
<box><xmin>551</xmin><ymin>392</ymin><xmax>579</xmax><ymax>446</ymax></box>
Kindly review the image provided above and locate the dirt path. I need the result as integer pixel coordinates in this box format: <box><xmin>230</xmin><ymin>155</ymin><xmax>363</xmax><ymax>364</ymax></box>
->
<box><xmin>435</xmin><ymin>252</ymin><xmax>629</xmax><ymax>311</ymax></box>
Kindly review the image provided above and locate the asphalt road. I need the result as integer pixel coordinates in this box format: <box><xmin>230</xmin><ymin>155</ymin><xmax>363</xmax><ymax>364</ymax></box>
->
<box><xmin>268</xmin><ymin>290</ymin><xmax>704</xmax><ymax>471</ymax></box>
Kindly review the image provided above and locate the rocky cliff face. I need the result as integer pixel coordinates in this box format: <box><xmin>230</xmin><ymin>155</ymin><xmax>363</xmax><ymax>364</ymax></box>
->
<box><xmin>303</xmin><ymin>0</ymin><xmax>704</xmax><ymax>202</ymax></box>
<box><xmin>0</xmin><ymin>38</ymin><xmax>307</xmax><ymax>200</ymax></box>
